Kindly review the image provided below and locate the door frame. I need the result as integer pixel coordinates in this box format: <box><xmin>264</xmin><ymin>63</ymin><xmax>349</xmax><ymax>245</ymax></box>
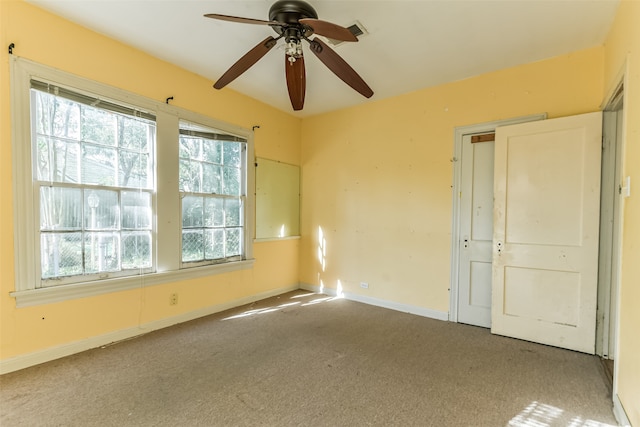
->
<box><xmin>449</xmin><ymin>114</ymin><xmax>546</xmax><ymax>322</ymax></box>
<box><xmin>599</xmin><ymin>62</ymin><xmax>629</xmax><ymax>426</ymax></box>
<box><xmin>597</xmin><ymin>84</ymin><xmax>624</xmax><ymax>359</ymax></box>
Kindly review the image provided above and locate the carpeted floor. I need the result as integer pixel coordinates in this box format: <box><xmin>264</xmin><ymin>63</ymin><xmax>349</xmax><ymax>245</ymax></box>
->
<box><xmin>0</xmin><ymin>290</ymin><xmax>618</xmax><ymax>426</ymax></box>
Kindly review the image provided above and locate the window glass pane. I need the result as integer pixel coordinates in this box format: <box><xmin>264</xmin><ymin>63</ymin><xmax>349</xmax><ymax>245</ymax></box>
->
<box><xmin>182</xmin><ymin>196</ymin><xmax>203</xmax><ymax>227</ymax></box>
<box><xmin>81</xmin><ymin>106</ymin><xmax>116</xmax><ymax>146</ymax></box>
<box><xmin>182</xmin><ymin>229</ymin><xmax>203</xmax><ymax>262</ymax></box>
<box><xmin>118</xmin><ymin>115</ymin><xmax>150</xmax><ymax>151</ymax></box>
<box><xmin>34</xmin><ymin>91</ymin><xmax>81</xmax><ymax>140</ymax></box>
<box><xmin>226</xmin><ymin>228</ymin><xmax>242</xmax><ymax>257</ymax></box>
<box><xmin>179</xmin><ymin>159</ymin><xmax>201</xmax><ymax>192</ymax></box>
<box><xmin>119</xmin><ymin>151</ymin><xmax>150</xmax><ymax>189</ymax></box>
<box><xmin>121</xmin><ymin>191</ymin><xmax>152</xmax><ymax>229</ymax></box>
<box><xmin>204</xmin><ymin>229</ymin><xmax>224</xmax><ymax>260</ymax></box>
<box><xmin>223</xmin><ymin>141</ymin><xmax>241</xmax><ymax>167</ymax></box>
<box><xmin>33</xmin><ymin>91</ymin><xmax>53</xmax><ymax>135</ymax></box>
<box><xmin>85</xmin><ymin>190</ymin><xmax>120</xmax><ymax>230</ymax></box>
<box><xmin>223</xmin><ymin>166</ymin><xmax>241</xmax><ymax>196</ymax></box>
<box><xmin>203</xmin><ymin>140</ymin><xmax>222</xmax><ymax>164</ymax></box>
<box><xmin>202</xmin><ymin>163</ymin><xmax>222</xmax><ymax>194</ymax></box>
<box><xmin>54</xmin><ymin>139</ymin><xmax>80</xmax><ymax>183</ymax></box>
<box><xmin>40</xmin><ymin>187</ymin><xmax>82</xmax><ymax>230</ymax></box>
<box><xmin>121</xmin><ymin>231</ymin><xmax>152</xmax><ymax>269</ymax></box>
<box><xmin>82</xmin><ymin>144</ymin><xmax>117</xmax><ymax>186</ymax></box>
<box><xmin>84</xmin><ymin>231</ymin><xmax>121</xmax><ymax>273</ymax></box>
<box><xmin>36</xmin><ymin>136</ymin><xmax>52</xmax><ymax>181</ymax></box>
<box><xmin>36</xmin><ymin>137</ymin><xmax>81</xmax><ymax>183</ymax></box>
<box><xmin>179</xmin><ymin>136</ymin><xmax>201</xmax><ymax>160</ymax></box>
<box><xmin>204</xmin><ymin>197</ymin><xmax>224</xmax><ymax>227</ymax></box>
<box><xmin>225</xmin><ymin>198</ymin><xmax>241</xmax><ymax>226</ymax></box>
<box><xmin>41</xmin><ymin>232</ymin><xmax>83</xmax><ymax>278</ymax></box>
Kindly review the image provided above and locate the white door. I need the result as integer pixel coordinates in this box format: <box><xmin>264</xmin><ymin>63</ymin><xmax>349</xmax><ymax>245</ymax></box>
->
<box><xmin>458</xmin><ymin>134</ymin><xmax>494</xmax><ymax>328</ymax></box>
<box><xmin>491</xmin><ymin>112</ymin><xmax>602</xmax><ymax>353</ymax></box>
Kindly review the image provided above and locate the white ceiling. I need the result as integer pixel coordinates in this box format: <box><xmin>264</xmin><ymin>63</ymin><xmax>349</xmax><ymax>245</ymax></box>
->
<box><xmin>26</xmin><ymin>0</ymin><xmax>620</xmax><ymax>117</ymax></box>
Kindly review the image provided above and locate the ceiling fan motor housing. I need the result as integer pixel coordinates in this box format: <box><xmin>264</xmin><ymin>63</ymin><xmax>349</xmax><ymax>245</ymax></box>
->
<box><xmin>269</xmin><ymin>0</ymin><xmax>318</xmax><ymax>37</ymax></box>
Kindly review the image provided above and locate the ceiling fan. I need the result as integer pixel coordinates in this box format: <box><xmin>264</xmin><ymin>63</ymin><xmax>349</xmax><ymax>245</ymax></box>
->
<box><xmin>205</xmin><ymin>0</ymin><xmax>374</xmax><ymax>111</ymax></box>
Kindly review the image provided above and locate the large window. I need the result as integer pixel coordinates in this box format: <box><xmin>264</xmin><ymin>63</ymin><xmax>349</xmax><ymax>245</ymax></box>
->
<box><xmin>10</xmin><ymin>58</ymin><xmax>255</xmax><ymax>307</ymax></box>
<box><xmin>32</xmin><ymin>82</ymin><xmax>156</xmax><ymax>285</ymax></box>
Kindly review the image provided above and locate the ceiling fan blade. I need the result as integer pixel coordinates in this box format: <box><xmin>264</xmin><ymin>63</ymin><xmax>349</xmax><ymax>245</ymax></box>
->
<box><xmin>214</xmin><ymin>36</ymin><xmax>278</xmax><ymax>90</ymax></box>
<box><xmin>285</xmin><ymin>55</ymin><xmax>306</xmax><ymax>111</ymax></box>
<box><xmin>299</xmin><ymin>18</ymin><xmax>358</xmax><ymax>42</ymax></box>
<box><xmin>307</xmin><ymin>38</ymin><xmax>373</xmax><ymax>98</ymax></box>
<box><xmin>204</xmin><ymin>13</ymin><xmax>281</xmax><ymax>26</ymax></box>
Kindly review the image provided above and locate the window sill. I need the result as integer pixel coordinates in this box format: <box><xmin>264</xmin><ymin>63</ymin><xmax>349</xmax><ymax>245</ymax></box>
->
<box><xmin>10</xmin><ymin>259</ymin><xmax>255</xmax><ymax>308</ymax></box>
<box><xmin>254</xmin><ymin>236</ymin><xmax>300</xmax><ymax>243</ymax></box>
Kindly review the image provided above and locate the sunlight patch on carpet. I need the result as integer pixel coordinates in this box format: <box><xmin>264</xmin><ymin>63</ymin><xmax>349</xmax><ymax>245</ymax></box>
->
<box><xmin>222</xmin><ymin>292</ymin><xmax>343</xmax><ymax>320</ymax></box>
<box><xmin>508</xmin><ymin>401</ymin><xmax>617</xmax><ymax>427</ymax></box>
<box><xmin>222</xmin><ymin>301</ymin><xmax>300</xmax><ymax>320</ymax></box>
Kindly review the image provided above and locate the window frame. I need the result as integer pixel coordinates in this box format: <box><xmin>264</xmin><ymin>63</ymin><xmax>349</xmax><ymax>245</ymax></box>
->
<box><xmin>32</xmin><ymin>84</ymin><xmax>158</xmax><ymax>286</ymax></box>
<box><xmin>178</xmin><ymin>121</ymin><xmax>248</xmax><ymax>268</ymax></box>
<box><xmin>10</xmin><ymin>57</ymin><xmax>255</xmax><ymax>308</ymax></box>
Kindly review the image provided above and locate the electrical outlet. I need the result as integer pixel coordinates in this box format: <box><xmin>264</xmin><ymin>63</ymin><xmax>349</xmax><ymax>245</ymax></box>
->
<box><xmin>170</xmin><ymin>293</ymin><xmax>178</xmax><ymax>305</ymax></box>
<box><xmin>360</xmin><ymin>282</ymin><xmax>369</xmax><ymax>289</ymax></box>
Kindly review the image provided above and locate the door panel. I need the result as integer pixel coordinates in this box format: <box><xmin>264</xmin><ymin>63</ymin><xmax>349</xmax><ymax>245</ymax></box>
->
<box><xmin>503</xmin><ymin>131</ymin><xmax>586</xmax><ymax>246</ymax></box>
<box><xmin>469</xmin><ymin>261</ymin><xmax>492</xmax><ymax>309</ymax></box>
<box><xmin>503</xmin><ymin>266</ymin><xmax>580</xmax><ymax>325</ymax></box>
<box><xmin>491</xmin><ymin>112</ymin><xmax>602</xmax><ymax>353</ymax></box>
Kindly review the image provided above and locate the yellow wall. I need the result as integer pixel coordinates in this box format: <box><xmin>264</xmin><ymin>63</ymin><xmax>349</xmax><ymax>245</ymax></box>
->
<box><xmin>300</xmin><ymin>47</ymin><xmax>604</xmax><ymax>312</ymax></box>
<box><xmin>2</xmin><ymin>2</ymin><xmax>638</xmax><ymax>423</ymax></box>
<box><xmin>603</xmin><ymin>1</ymin><xmax>640</xmax><ymax>424</ymax></box>
<box><xmin>0</xmin><ymin>1</ymin><xmax>300</xmax><ymax>363</ymax></box>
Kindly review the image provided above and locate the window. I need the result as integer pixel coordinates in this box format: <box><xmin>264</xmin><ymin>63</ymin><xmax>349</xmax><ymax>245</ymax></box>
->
<box><xmin>32</xmin><ymin>82</ymin><xmax>156</xmax><ymax>285</ymax></box>
<box><xmin>10</xmin><ymin>58</ymin><xmax>254</xmax><ymax>307</ymax></box>
<box><xmin>178</xmin><ymin>122</ymin><xmax>247</xmax><ymax>265</ymax></box>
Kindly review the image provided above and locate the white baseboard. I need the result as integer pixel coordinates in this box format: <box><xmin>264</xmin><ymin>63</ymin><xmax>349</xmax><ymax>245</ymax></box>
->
<box><xmin>0</xmin><ymin>284</ymin><xmax>299</xmax><ymax>375</ymax></box>
<box><xmin>613</xmin><ymin>393</ymin><xmax>632</xmax><ymax>426</ymax></box>
<box><xmin>299</xmin><ymin>283</ymin><xmax>449</xmax><ymax>322</ymax></box>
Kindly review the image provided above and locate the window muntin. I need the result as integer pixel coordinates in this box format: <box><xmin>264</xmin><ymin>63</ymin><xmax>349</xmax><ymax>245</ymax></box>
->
<box><xmin>179</xmin><ymin>122</ymin><xmax>246</xmax><ymax>266</ymax></box>
<box><xmin>32</xmin><ymin>84</ymin><xmax>156</xmax><ymax>285</ymax></box>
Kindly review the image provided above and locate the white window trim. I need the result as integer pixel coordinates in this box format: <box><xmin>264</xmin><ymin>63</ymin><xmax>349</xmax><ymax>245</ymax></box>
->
<box><xmin>10</xmin><ymin>57</ymin><xmax>255</xmax><ymax>308</ymax></box>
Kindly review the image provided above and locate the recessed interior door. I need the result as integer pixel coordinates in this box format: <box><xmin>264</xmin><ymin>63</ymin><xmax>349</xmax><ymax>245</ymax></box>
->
<box><xmin>491</xmin><ymin>112</ymin><xmax>602</xmax><ymax>353</ymax></box>
<box><xmin>457</xmin><ymin>134</ymin><xmax>494</xmax><ymax>328</ymax></box>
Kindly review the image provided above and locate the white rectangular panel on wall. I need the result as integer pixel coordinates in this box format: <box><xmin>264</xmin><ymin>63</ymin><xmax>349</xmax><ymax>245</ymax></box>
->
<box><xmin>255</xmin><ymin>158</ymin><xmax>300</xmax><ymax>239</ymax></box>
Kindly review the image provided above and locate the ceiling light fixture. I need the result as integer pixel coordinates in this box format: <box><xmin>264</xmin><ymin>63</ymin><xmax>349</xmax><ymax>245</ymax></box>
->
<box><xmin>204</xmin><ymin>0</ymin><xmax>373</xmax><ymax>111</ymax></box>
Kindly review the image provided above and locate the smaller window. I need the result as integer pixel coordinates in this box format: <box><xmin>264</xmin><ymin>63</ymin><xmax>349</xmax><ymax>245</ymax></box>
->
<box><xmin>178</xmin><ymin>121</ymin><xmax>247</xmax><ymax>267</ymax></box>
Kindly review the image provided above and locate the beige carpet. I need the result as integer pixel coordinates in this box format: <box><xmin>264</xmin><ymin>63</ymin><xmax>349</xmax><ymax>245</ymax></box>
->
<box><xmin>0</xmin><ymin>291</ymin><xmax>617</xmax><ymax>426</ymax></box>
